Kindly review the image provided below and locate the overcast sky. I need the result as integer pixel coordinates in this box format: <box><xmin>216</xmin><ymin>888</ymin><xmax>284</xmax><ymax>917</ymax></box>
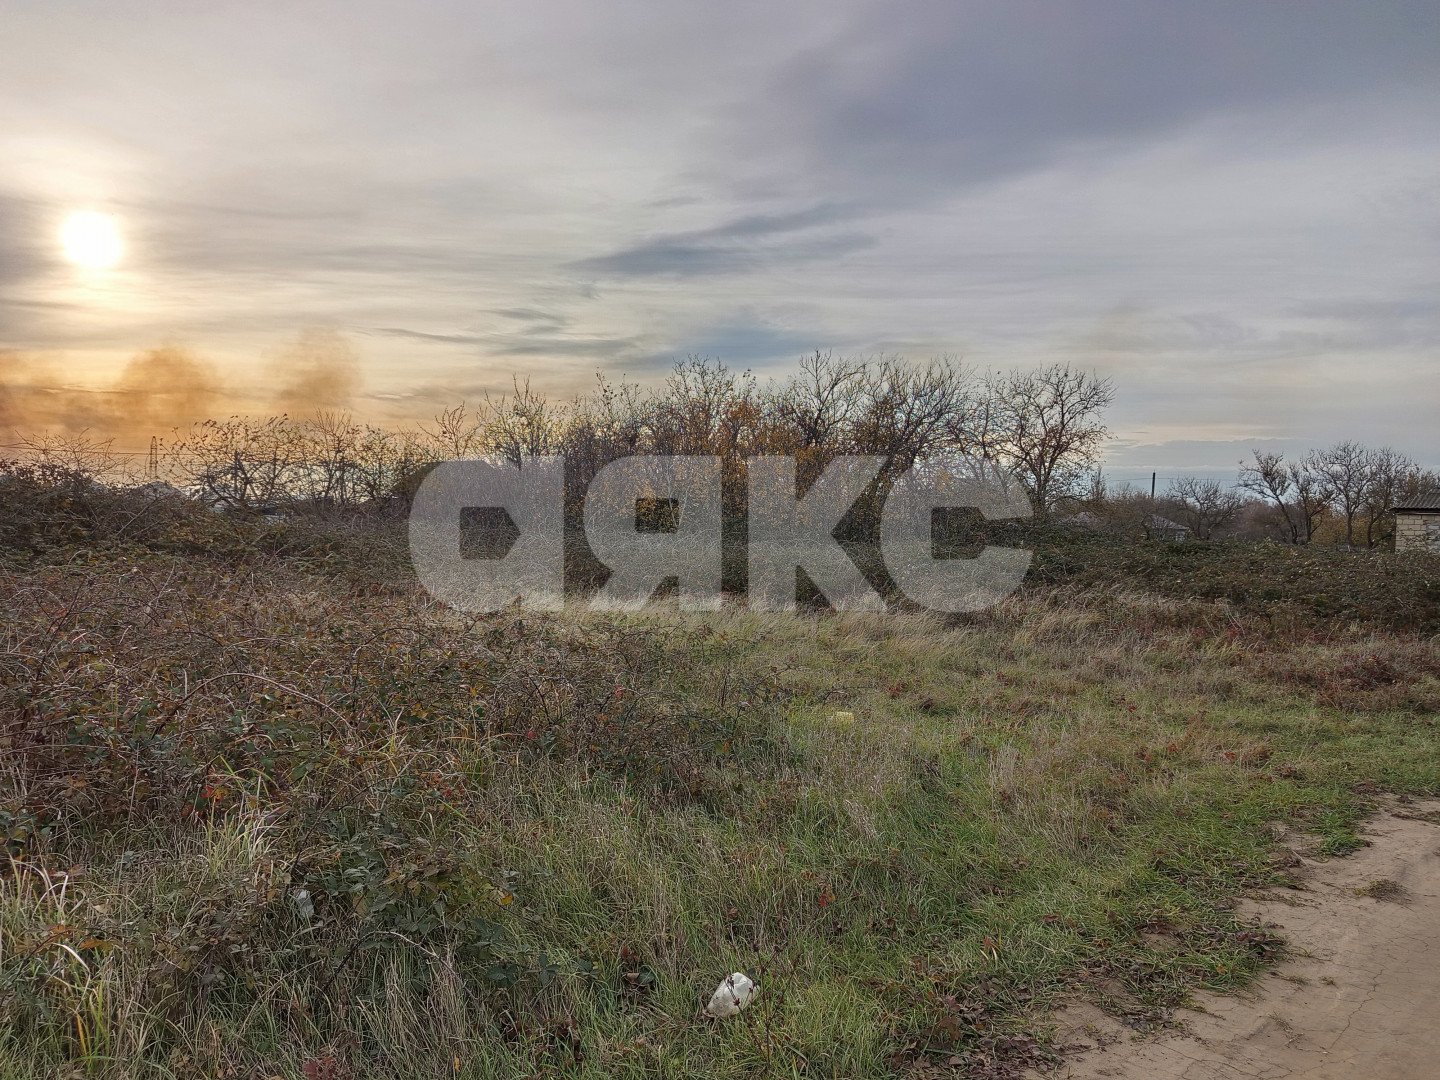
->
<box><xmin>1</xmin><ymin>1</ymin><xmax>1436</xmax><ymax>479</ymax></box>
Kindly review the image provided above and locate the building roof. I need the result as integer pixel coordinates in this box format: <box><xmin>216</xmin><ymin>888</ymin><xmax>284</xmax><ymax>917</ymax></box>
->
<box><xmin>1392</xmin><ymin>494</ymin><xmax>1440</xmax><ymax>511</ymax></box>
<box><xmin>1146</xmin><ymin>514</ymin><xmax>1190</xmax><ymax>532</ymax></box>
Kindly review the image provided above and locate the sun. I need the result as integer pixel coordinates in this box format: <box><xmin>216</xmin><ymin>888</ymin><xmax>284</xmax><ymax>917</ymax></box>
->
<box><xmin>60</xmin><ymin>210</ymin><xmax>124</xmax><ymax>270</ymax></box>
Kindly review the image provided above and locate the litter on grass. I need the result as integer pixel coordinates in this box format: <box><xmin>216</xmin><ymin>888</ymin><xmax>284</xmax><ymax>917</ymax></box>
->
<box><xmin>704</xmin><ymin>972</ymin><xmax>757</xmax><ymax>1018</ymax></box>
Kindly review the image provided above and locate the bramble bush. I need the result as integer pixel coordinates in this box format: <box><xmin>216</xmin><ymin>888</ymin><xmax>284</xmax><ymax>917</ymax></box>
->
<box><xmin>1017</xmin><ymin>524</ymin><xmax>1440</xmax><ymax>633</ymax></box>
<box><xmin>0</xmin><ymin>548</ymin><xmax>781</xmax><ymax>1075</ymax></box>
<box><xmin>2</xmin><ymin>460</ymin><xmax>1438</xmax><ymax>1078</ymax></box>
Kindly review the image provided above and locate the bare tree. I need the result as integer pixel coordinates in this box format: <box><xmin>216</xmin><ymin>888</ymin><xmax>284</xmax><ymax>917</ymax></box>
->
<box><xmin>1309</xmin><ymin>441</ymin><xmax>1374</xmax><ymax>548</ymax></box>
<box><xmin>1095</xmin><ymin>483</ymin><xmax>1159</xmax><ymax>540</ymax></box>
<box><xmin>108</xmin><ymin>353</ymin><xmax>1118</xmax><ymax>538</ymax></box>
<box><xmin>1165</xmin><ymin>476</ymin><xmax>1245</xmax><ymax>539</ymax></box>
<box><xmin>343</xmin><ymin>422</ymin><xmax>427</xmax><ymax>509</ymax></box>
<box><xmin>1237</xmin><ymin>450</ymin><xmax>1326</xmax><ymax>544</ymax></box>
<box><xmin>171</xmin><ymin>417</ymin><xmax>312</xmax><ymax>511</ymax></box>
<box><xmin>1361</xmin><ymin>447</ymin><xmax>1427</xmax><ymax>548</ymax></box>
<box><xmin>419</xmin><ymin>403</ymin><xmax>488</xmax><ymax>460</ymax></box>
<box><xmin>1286</xmin><ymin>456</ymin><xmax>1330</xmax><ymax>545</ymax></box>
<box><xmin>770</xmin><ymin>351</ymin><xmax>866</xmax><ymax>455</ymax></box>
<box><xmin>983</xmin><ymin>364</ymin><xmax>1114</xmax><ymax>516</ymax></box>
<box><xmin>17</xmin><ymin>430</ymin><xmax>124</xmax><ymax>483</ymax></box>
<box><xmin>1397</xmin><ymin>464</ymin><xmax>1440</xmax><ymax>503</ymax></box>
<box><xmin>483</xmin><ymin>377</ymin><xmax>565</xmax><ymax>465</ymax></box>
<box><xmin>849</xmin><ymin>356</ymin><xmax>976</xmax><ymax>473</ymax></box>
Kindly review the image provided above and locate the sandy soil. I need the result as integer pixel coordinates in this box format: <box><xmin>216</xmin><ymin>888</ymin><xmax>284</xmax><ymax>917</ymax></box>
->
<box><xmin>1032</xmin><ymin>800</ymin><xmax>1440</xmax><ymax>1079</ymax></box>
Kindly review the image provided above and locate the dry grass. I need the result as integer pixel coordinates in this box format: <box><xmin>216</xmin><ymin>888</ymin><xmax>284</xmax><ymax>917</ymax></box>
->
<box><xmin>2</xmin><ymin>543</ymin><xmax>1438</xmax><ymax>1078</ymax></box>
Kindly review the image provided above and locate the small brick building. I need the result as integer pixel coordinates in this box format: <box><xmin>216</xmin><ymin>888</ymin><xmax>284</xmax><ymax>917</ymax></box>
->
<box><xmin>1393</xmin><ymin>495</ymin><xmax>1440</xmax><ymax>552</ymax></box>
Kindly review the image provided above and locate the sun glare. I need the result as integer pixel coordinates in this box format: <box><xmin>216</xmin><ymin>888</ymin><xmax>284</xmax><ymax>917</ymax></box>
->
<box><xmin>60</xmin><ymin>210</ymin><xmax>124</xmax><ymax>270</ymax></box>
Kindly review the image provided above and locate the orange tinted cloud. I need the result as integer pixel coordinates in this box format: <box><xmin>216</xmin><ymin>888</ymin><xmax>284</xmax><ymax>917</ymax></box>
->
<box><xmin>0</xmin><ymin>331</ymin><xmax>363</xmax><ymax>448</ymax></box>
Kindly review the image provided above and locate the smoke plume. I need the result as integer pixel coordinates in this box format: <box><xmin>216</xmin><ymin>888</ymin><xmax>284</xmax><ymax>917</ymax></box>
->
<box><xmin>0</xmin><ymin>329</ymin><xmax>363</xmax><ymax>449</ymax></box>
<box><xmin>268</xmin><ymin>328</ymin><xmax>360</xmax><ymax>416</ymax></box>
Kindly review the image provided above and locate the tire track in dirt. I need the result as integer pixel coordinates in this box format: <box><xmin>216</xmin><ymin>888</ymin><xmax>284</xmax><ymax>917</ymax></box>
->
<box><xmin>1032</xmin><ymin>800</ymin><xmax>1440</xmax><ymax>1079</ymax></box>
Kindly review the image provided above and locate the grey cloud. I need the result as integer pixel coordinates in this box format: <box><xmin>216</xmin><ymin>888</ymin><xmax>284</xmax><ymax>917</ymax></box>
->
<box><xmin>741</xmin><ymin>1</ymin><xmax>1440</xmax><ymax>201</ymax></box>
<box><xmin>0</xmin><ymin>194</ymin><xmax>93</xmax><ymax>346</ymax></box>
<box><xmin>4</xmin><ymin>1</ymin><xmax>1439</xmax><ymax>461</ymax></box>
<box><xmin>1175</xmin><ymin>315</ymin><xmax>1260</xmax><ymax>352</ymax></box>
<box><xmin>0</xmin><ymin>195</ymin><xmax>56</xmax><ymax>292</ymax></box>
<box><xmin>366</xmin><ymin>328</ymin><xmax>485</xmax><ymax>346</ymax></box>
<box><xmin>570</xmin><ymin>236</ymin><xmax>864</xmax><ymax>279</ymax></box>
<box><xmin>1093</xmin><ymin>302</ymin><xmax>1440</xmax><ymax>361</ymax></box>
<box><xmin>574</xmin><ymin>231</ymin><xmax>874</xmax><ymax>278</ymax></box>
<box><xmin>1105</xmin><ymin>432</ymin><xmax>1439</xmax><ymax>484</ymax></box>
<box><xmin>1286</xmin><ymin>297</ymin><xmax>1440</xmax><ymax>349</ymax></box>
<box><xmin>640</xmin><ymin>318</ymin><xmax>824</xmax><ymax>369</ymax></box>
<box><xmin>366</xmin><ymin>324</ymin><xmax>645</xmax><ymax>361</ymax></box>
<box><xmin>492</xmin><ymin>335</ymin><xmax>645</xmax><ymax>359</ymax></box>
<box><xmin>679</xmin><ymin>206</ymin><xmax>848</xmax><ymax>241</ymax></box>
<box><xmin>0</xmin><ymin>300</ymin><xmax>87</xmax><ymax>350</ymax></box>
<box><xmin>1296</xmin><ymin>298</ymin><xmax>1440</xmax><ymax>322</ymax></box>
<box><xmin>1108</xmin><ymin>437</ymin><xmax>1315</xmax><ymax>471</ymax></box>
<box><xmin>571</xmin><ymin>205</ymin><xmax>874</xmax><ymax>277</ymax></box>
<box><xmin>491</xmin><ymin>308</ymin><xmax>569</xmax><ymax>327</ymax></box>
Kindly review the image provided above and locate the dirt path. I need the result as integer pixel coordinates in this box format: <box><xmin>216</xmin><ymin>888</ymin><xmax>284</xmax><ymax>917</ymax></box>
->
<box><xmin>1033</xmin><ymin>800</ymin><xmax>1440</xmax><ymax>1079</ymax></box>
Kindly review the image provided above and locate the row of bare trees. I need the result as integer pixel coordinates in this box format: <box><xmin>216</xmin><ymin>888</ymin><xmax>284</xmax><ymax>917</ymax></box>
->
<box><xmin>1238</xmin><ymin>443</ymin><xmax>1437</xmax><ymax>547</ymax></box>
<box><xmin>12</xmin><ymin>354</ymin><xmax>1432</xmax><ymax>549</ymax></box>
<box><xmin>1078</xmin><ymin>444</ymin><xmax>1437</xmax><ymax>546</ymax></box>
<box><xmin>157</xmin><ymin>354</ymin><xmax>1114</xmax><ymax>521</ymax></box>
<box><xmin>171</xmin><ymin>414</ymin><xmax>422</xmax><ymax>513</ymax></box>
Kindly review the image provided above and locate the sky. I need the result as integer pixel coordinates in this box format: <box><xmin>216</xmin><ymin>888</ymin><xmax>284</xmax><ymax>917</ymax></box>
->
<box><xmin>1</xmin><ymin>0</ymin><xmax>1437</xmax><ymax>483</ymax></box>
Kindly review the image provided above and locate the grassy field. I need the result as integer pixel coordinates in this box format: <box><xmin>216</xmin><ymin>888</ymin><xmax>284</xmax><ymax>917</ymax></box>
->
<box><xmin>3</xmin><ymin>531</ymin><xmax>1439</xmax><ymax>1078</ymax></box>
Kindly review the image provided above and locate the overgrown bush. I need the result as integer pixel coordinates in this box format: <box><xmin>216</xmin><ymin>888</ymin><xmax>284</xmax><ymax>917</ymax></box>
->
<box><xmin>1019</xmin><ymin>525</ymin><xmax>1440</xmax><ymax>633</ymax></box>
<box><xmin>3</xmin><ymin>456</ymin><xmax>1440</xmax><ymax>1077</ymax></box>
<box><xmin>0</xmin><ymin>552</ymin><xmax>780</xmax><ymax>1075</ymax></box>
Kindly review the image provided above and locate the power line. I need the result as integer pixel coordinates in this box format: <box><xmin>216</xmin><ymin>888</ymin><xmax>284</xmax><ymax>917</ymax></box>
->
<box><xmin>0</xmin><ymin>442</ymin><xmax>155</xmax><ymax>456</ymax></box>
<box><xmin>0</xmin><ymin>444</ymin><xmax>1245</xmax><ymax>482</ymax></box>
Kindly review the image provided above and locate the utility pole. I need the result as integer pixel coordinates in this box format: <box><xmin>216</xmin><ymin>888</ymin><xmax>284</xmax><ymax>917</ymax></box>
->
<box><xmin>1150</xmin><ymin>471</ymin><xmax>1156</xmax><ymax>500</ymax></box>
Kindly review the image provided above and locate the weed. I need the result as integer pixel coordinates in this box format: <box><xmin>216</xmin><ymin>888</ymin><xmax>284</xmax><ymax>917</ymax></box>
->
<box><xmin>2</xmin><ymin>507</ymin><xmax>1439</xmax><ymax>1076</ymax></box>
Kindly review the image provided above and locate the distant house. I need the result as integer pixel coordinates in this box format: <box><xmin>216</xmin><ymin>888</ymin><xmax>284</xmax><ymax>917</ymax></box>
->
<box><xmin>1392</xmin><ymin>495</ymin><xmax>1440</xmax><ymax>552</ymax></box>
<box><xmin>1060</xmin><ymin>510</ymin><xmax>1103</xmax><ymax>530</ymax></box>
<box><xmin>1145</xmin><ymin>514</ymin><xmax>1191</xmax><ymax>542</ymax></box>
<box><xmin>132</xmin><ymin>480</ymin><xmax>186</xmax><ymax>502</ymax></box>
<box><xmin>1054</xmin><ymin>509</ymin><xmax>1191</xmax><ymax>541</ymax></box>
